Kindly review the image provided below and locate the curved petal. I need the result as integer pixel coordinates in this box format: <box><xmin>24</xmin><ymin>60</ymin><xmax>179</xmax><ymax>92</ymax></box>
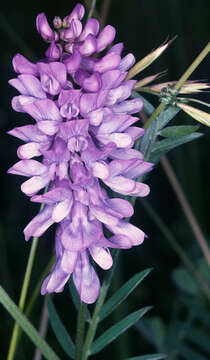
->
<box><xmin>89</xmin><ymin>245</ymin><xmax>113</xmax><ymax>270</ymax></box>
<box><xmin>108</xmin><ymin>220</ymin><xmax>145</xmax><ymax>246</ymax></box>
<box><xmin>24</xmin><ymin>205</ymin><xmax>53</xmax><ymax>241</ymax></box>
<box><xmin>73</xmin><ymin>252</ymin><xmax>100</xmax><ymax>304</ymax></box>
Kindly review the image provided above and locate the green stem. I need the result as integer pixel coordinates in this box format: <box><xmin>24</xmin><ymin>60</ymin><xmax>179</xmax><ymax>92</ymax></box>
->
<box><xmin>81</xmin><ymin>250</ymin><xmax>119</xmax><ymax>360</ymax></box>
<box><xmin>7</xmin><ymin>199</ymin><xmax>46</xmax><ymax>360</ymax></box>
<box><xmin>76</xmin><ymin>302</ymin><xmax>86</xmax><ymax>360</ymax></box>
<box><xmin>140</xmin><ymin>198</ymin><xmax>210</xmax><ymax>300</ymax></box>
<box><xmin>0</xmin><ymin>285</ymin><xmax>60</xmax><ymax>360</ymax></box>
<box><xmin>12</xmin><ymin>254</ymin><xmax>55</xmax><ymax>352</ymax></box>
<box><xmin>144</xmin><ymin>42</ymin><xmax>210</xmax><ymax>130</ymax></box>
<box><xmin>7</xmin><ymin>236</ymin><xmax>39</xmax><ymax>360</ymax></box>
<box><xmin>173</xmin><ymin>42</ymin><xmax>210</xmax><ymax>91</ymax></box>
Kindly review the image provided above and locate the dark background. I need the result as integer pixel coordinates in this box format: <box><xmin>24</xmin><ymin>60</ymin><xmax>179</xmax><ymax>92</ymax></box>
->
<box><xmin>0</xmin><ymin>0</ymin><xmax>210</xmax><ymax>359</ymax></box>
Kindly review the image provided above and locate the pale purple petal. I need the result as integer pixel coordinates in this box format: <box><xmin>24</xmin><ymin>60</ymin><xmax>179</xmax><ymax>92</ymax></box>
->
<box><xmin>89</xmin><ymin>245</ymin><xmax>113</xmax><ymax>270</ymax></box>
<box><xmin>94</xmin><ymin>53</ymin><xmax>121</xmax><ymax>73</ymax></box>
<box><xmin>79</xmin><ymin>18</ymin><xmax>99</xmax><ymax>41</ymax></box>
<box><xmin>108</xmin><ymin>220</ymin><xmax>145</xmax><ymax>246</ymax></box>
<box><xmin>73</xmin><ymin>252</ymin><xmax>100</xmax><ymax>304</ymax></box>
<box><xmin>36</xmin><ymin>13</ymin><xmax>55</xmax><ymax>42</ymax></box>
<box><xmin>24</xmin><ymin>205</ymin><xmax>54</xmax><ymax>241</ymax></box>
<box><xmin>97</xmin><ymin>25</ymin><xmax>116</xmax><ymax>52</ymax></box>
<box><xmin>12</xmin><ymin>54</ymin><xmax>37</xmax><ymax>75</ymax></box>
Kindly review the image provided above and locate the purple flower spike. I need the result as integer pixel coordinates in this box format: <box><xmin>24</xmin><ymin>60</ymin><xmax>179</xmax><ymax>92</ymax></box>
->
<box><xmin>8</xmin><ymin>3</ymin><xmax>153</xmax><ymax>303</ymax></box>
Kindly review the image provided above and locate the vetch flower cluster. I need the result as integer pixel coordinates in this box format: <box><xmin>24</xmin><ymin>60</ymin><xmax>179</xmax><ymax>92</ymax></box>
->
<box><xmin>8</xmin><ymin>3</ymin><xmax>153</xmax><ymax>303</ymax></box>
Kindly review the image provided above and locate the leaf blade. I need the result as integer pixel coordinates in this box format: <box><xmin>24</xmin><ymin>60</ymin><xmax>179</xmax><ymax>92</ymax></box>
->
<box><xmin>90</xmin><ymin>306</ymin><xmax>151</xmax><ymax>355</ymax></box>
<box><xmin>149</xmin><ymin>132</ymin><xmax>202</xmax><ymax>162</ymax></box>
<box><xmin>159</xmin><ymin>125</ymin><xmax>199</xmax><ymax>138</ymax></box>
<box><xmin>0</xmin><ymin>285</ymin><xmax>60</xmax><ymax>360</ymax></box>
<box><xmin>99</xmin><ymin>268</ymin><xmax>152</xmax><ymax>321</ymax></box>
<box><xmin>123</xmin><ymin>354</ymin><xmax>167</xmax><ymax>360</ymax></box>
<box><xmin>48</xmin><ymin>296</ymin><xmax>75</xmax><ymax>359</ymax></box>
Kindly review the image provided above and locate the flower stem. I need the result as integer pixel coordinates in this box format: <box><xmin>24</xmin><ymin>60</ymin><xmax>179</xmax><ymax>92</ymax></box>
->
<box><xmin>144</xmin><ymin>42</ymin><xmax>210</xmax><ymax>130</ymax></box>
<box><xmin>76</xmin><ymin>302</ymin><xmax>86</xmax><ymax>360</ymax></box>
<box><xmin>7</xmin><ymin>236</ymin><xmax>39</xmax><ymax>360</ymax></box>
<box><xmin>173</xmin><ymin>42</ymin><xmax>210</xmax><ymax>91</ymax></box>
<box><xmin>7</xmin><ymin>196</ymin><xmax>46</xmax><ymax>360</ymax></box>
<box><xmin>81</xmin><ymin>250</ymin><xmax>119</xmax><ymax>360</ymax></box>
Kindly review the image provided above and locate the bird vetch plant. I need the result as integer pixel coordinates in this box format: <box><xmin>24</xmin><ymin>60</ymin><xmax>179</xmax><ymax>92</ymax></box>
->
<box><xmin>2</xmin><ymin>2</ymin><xmax>210</xmax><ymax>360</ymax></box>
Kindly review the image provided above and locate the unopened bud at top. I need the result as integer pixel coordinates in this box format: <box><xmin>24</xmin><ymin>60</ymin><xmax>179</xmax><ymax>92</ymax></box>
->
<box><xmin>53</xmin><ymin>16</ymin><xmax>62</xmax><ymax>29</ymax></box>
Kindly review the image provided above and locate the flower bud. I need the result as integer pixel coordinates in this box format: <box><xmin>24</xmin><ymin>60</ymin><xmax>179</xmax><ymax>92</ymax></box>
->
<box><xmin>53</xmin><ymin>16</ymin><xmax>62</xmax><ymax>29</ymax></box>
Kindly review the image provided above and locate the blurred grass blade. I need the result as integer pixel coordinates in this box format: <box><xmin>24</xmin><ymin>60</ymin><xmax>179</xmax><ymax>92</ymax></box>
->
<box><xmin>90</xmin><ymin>306</ymin><xmax>151</xmax><ymax>355</ymax></box>
<box><xmin>150</xmin><ymin>132</ymin><xmax>202</xmax><ymax>163</ymax></box>
<box><xmin>99</xmin><ymin>268</ymin><xmax>152</xmax><ymax>321</ymax></box>
<box><xmin>123</xmin><ymin>354</ymin><xmax>167</xmax><ymax>360</ymax></box>
<box><xmin>180</xmin><ymin>344</ymin><xmax>209</xmax><ymax>360</ymax></box>
<box><xmin>48</xmin><ymin>296</ymin><xmax>75</xmax><ymax>359</ymax></box>
<box><xmin>0</xmin><ymin>285</ymin><xmax>60</xmax><ymax>360</ymax></box>
<box><xmin>159</xmin><ymin>125</ymin><xmax>199</xmax><ymax>138</ymax></box>
<box><xmin>180</xmin><ymin>297</ymin><xmax>210</xmax><ymax>329</ymax></box>
<box><xmin>68</xmin><ymin>278</ymin><xmax>91</xmax><ymax>322</ymax></box>
<box><xmin>186</xmin><ymin>326</ymin><xmax>210</xmax><ymax>354</ymax></box>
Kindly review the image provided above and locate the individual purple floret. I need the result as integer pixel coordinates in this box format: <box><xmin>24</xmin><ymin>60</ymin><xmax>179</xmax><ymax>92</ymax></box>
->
<box><xmin>8</xmin><ymin>3</ymin><xmax>153</xmax><ymax>303</ymax></box>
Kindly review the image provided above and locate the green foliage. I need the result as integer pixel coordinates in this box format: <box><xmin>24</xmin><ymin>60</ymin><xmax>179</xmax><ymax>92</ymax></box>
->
<box><xmin>48</xmin><ymin>296</ymin><xmax>75</xmax><ymax>359</ymax></box>
<box><xmin>150</xmin><ymin>132</ymin><xmax>202</xmax><ymax>162</ymax></box>
<box><xmin>99</xmin><ymin>268</ymin><xmax>153</xmax><ymax>321</ymax></box>
<box><xmin>132</xmin><ymin>93</ymin><xmax>202</xmax><ymax>164</ymax></box>
<box><xmin>90</xmin><ymin>307</ymin><xmax>152</xmax><ymax>355</ymax></box>
<box><xmin>0</xmin><ymin>285</ymin><xmax>60</xmax><ymax>360</ymax></box>
<box><xmin>159</xmin><ymin>125</ymin><xmax>199</xmax><ymax>137</ymax></box>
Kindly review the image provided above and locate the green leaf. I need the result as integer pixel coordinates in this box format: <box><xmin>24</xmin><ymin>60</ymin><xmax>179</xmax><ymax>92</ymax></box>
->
<box><xmin>99</xmin><ymin>268</ymin><xmax>152</xmax><ymax>321</ymax></box>
<box><xmin>139</xmin><ymin>118</ymin><xmax>159</xmax><ymax>159</ymax></box>
<box><xmin>180</xmin><ymin>344</ymin><xmax>209</xmax><ymax>360</ymax></box>
<box><xmin>172</xmin><ymin>267</ymin><xmax>199</xmax><ymax>295</ymax></box>
<box><xmin>90</xmin><ymin>306</ymin><xmax>151</xmax><ymax>355</ymax></box>
<box><xmin>68</xmin><ymin>278</ymin><xmax>91</xmax><ymax>322</ymax></box>
<box><xmin>157</xmin><ymin>106</ymin><xmax>180</xmax><ymax>130</ymax></box>
<box><xmin>159</xmin><ymin>125</ymin><xmax>199</xmax><ymax>138</ymax></box>
<box><xmin>149</xmin><ymin>132</ymin><xmax>202</xmax><ymax>162</ymax></box>
<box><xmin>123</xmin><ymin>354</ymin><xmax>167</xmax><ymax>360</ymax></box>
<box><xmin>0</xmin><ymin>285</ymin><xmax>60</xmax><ymax>360</ymax></box>
<box><xmin>48</xmin><ymin>296</ymin><xmax>75</xmax><ymax>359</ymax></box>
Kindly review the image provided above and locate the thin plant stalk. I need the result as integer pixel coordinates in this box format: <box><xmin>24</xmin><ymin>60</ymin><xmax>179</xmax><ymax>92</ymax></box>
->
<box><xmin>161</xmin><ymin>156</ymin><xmax>210</xmax><ymax>266</ymax></box>
<box><xmin>100</xmin><ymin>0</ymin><xmax>111</xmax><ymax>28</ymax></box>
<box><xmin>7</xmin><ymin>236</ymin><xmax>40</xmax><ymax>360</ymax></box>
<box><xmin>13</xmin><ymin>255</ymin><xmax>55</xmax><ymax>349</ymax></box>
<box><xmin>140</xmin><ymin>198</ymin><xmax>210</xmax><ymax>300</ymax></box>
<box><xmin>7</xmin><ymin>198</ymin><xmax>46</xmax><ymax>360</ymax></box>
<box><xmin>76</xmin><ymin>302</ymin><xmax>86</xmax><ymax>360</ymax></box>
<box><xmin>33</xmin><ymin>295</ymin><xmax>49</xmax><ymax>360</ymax></box>
<box><xmin>87</xmin><ymin>0</ymin><xmax>97</xmax><ymax>18</ymax></box>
